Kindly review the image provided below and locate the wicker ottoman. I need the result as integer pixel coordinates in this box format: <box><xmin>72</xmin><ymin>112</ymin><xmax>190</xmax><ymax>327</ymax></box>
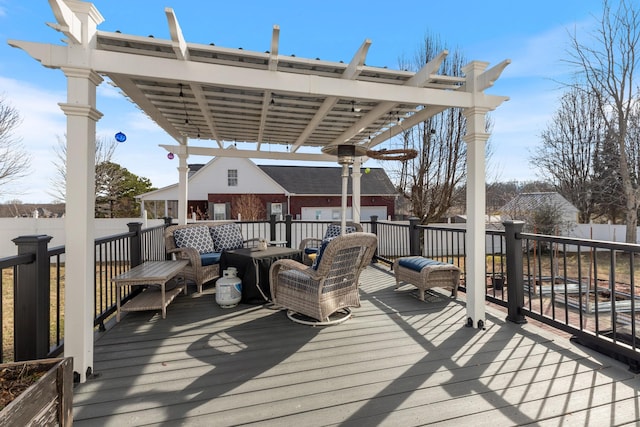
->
<box><xmin>393</xmin><ymin>256</ymin><xmax>460</xmax><ymax>301</ymax></box>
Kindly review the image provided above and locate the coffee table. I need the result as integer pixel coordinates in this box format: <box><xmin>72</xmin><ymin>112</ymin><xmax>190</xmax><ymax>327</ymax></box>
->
<box><xmin>220</xmin><ymin>247</ymin><xmax>302</xmax><ymax>304</ymax></box>
<box><xmin>112</xmin><ymin>260</ymin><xmax>188</xmax><ymax>321</ymax></box>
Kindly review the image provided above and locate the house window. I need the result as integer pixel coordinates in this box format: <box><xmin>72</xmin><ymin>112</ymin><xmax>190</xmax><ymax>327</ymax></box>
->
<box><xmin>213</xmin><ymin>203</ymin><xmax>226</xmax><ymax>220</ymax></box>
<box><xmin>227</xmin><ymin>169</ymin><xmax>238</xmax><ymax>186</ymax></box>
<box><xmin>271</xmin><ymin>202</ymin><xmax>282</xmax><ymax>220</ymax></box>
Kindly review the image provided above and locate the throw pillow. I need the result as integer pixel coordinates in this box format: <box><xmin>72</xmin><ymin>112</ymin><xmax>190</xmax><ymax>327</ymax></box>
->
<box><xmin>312</xmin><ymin>237</ymin><xmax>335</xmax><ymax>270</ymax></box>
<box><xmin>173</xmin><ymin>226</ymin><xmax>215</xmax><ymax>254</ymax></box>
<box><xmin>210</xmin><ymin>223</ymin><xmax>244</xmax><ymax>251</ymax></box>
<box><xmin>324</xmin><ymin>224</ymin><xmax>357</xmax><ymax>239</ymax></box>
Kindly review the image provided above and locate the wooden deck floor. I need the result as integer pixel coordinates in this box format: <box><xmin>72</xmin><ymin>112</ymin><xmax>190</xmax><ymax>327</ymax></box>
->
<box><xmin>73</xmin><ymin>264</ymin><xmax>640</xmax><ymax>426</ymax></box>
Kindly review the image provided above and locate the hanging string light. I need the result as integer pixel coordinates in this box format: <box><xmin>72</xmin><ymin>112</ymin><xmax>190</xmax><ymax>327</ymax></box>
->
<box><xmin>179</xmin><ymin>83</ymin><xmax>189</xmax><ymax>125</ymax></box>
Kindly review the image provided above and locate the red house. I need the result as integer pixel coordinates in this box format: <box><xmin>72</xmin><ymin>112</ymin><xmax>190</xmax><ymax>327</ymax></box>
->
<box><xmin>137</xmin><ymin>155</ymin><xmax>398</xmax><ymax>221</ymax></box>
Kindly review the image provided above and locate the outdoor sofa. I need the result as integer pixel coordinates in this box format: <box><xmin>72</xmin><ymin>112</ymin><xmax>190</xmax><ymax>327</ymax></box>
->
<box><xmin>164</xmin><ymin>221</ymin><xmax>258</xmax><ymax>293</ymax></box>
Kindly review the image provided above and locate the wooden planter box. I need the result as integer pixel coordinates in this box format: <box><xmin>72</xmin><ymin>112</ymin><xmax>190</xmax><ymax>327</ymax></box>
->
<box><xmin>0</xmin><ymin>357</ymin><xmax>73</xmax><ymax>427</ymax></box>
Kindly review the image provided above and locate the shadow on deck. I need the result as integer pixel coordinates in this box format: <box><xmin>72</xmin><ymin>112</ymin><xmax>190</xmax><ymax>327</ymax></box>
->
<box><xmin>72</xmin><ymin>264</ymin><xmax>640</xmax><ymax>426</ymax></box>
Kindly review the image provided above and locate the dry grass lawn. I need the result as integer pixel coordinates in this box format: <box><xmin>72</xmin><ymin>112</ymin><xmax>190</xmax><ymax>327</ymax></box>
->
<box><xmin>2</xmin><ymin>266</ymin><xmax>65</xmax><ymax>363</ymax></box>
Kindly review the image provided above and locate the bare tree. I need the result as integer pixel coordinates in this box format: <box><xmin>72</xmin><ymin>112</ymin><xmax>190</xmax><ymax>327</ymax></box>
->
<box><xmin>49</xmin><ymin>135</ymin><xmax>118</xmax><ymax>202</ymax></box>
<box><xmin>388</xmin><ymin>34</ymin><xmax>471</xmax><ymax>224</ymax></box>
<box><xmin>486</xmin><ymin>181</ymin><xmax>519</xmax><ymax>215</ymax></box>
<box><xmin>567</xmin><ymin>0</ymin><xmax>640</xmax><ymax>242</ymax></box>
<box><xmin>531</xmin><ymin>87</ymin><xmax>604</xmax><ymax>223</ymax></box>
<box><xmin>501</xmin><ymin>193</ymin><xmax>575</xmax><ymax>237</ymax></box>
<box><xmin>231</xmin><ymin>194</ymin><xmax>265</xmax><ymax>220</ymax></box>
<box><xmin>592</xmin><ymin>128</ymin><xmax>625</xmax><ymax>222</ymax></box>
<box><xmin>0</xmin><ymin>95</ymin><xmax>30</xmax><ymax>193</ymax></box>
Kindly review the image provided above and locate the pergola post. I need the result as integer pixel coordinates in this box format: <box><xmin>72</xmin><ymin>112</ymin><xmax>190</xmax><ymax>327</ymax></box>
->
<box><xmin>463</xmin><ymin>117</ymin><xmax>489</xmax><ymax>329</ymax></box>
<box><xmin>60</xmin><ymin>67</ymin><xmax>103</xmax><ymax>383</ymax></box>
<box><xmin>176</xmin><ymin>142</ymin><xmax>189</xmax><ymax>225</ymax></box>
<box><xmin>352</xmin><ymin>157</ymin><xmax>362</xmax><ymax>223</ymax></box>
<box><xmin>462</xmin><ymin>62</ymin><xmax>492</xmax><ymax>329</ymax></box>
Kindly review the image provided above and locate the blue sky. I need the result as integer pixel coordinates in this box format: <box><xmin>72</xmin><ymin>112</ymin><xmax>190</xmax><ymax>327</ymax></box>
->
<box><xmin>0</xmin><ymin>0</ymin><xmax>604</xmax><ymax>203</ymax></box>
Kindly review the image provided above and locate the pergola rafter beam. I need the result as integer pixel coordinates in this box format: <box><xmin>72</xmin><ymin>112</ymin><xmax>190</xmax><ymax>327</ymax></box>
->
<box><xmin>189</xmin><ymin>84</ymin><xmax>223</xmax><ymax>146</ymax></box>
<box><xmin>268</xmin><ymin>25</ymin><xmax>280</xmax><ymax>71</ymax></box>
<box><xmin>257</xmin><ymin>89</ymin><xmax>272</xmax><ymax>149</ymax></box>
<box><xmin>165</xmin><ymin>8</ymin><xmax>189</xmax><ymax>61</ymax></box>
<box><xmin>160</xmin><ymin>144</ymin><xmax>338</xmax><ymax>161</ymax></box>
<box><xmin>88</xmin><ymin>49</ymin><xmax>499</xmax><ymax>109</ymax></box>
<box><xmin>328</xmin><ymin>50</ymin><xmax>451</xmax><ymax>147</ymax></box>
<box><xmin>367</xmin><ymin>105</ymin><xmax>448</xmax><ymax>148</ymax></box>
<box><xmin>108</xmin><ymin>74</ymin><xmax>184</xmax><ymax>143</ymax></box>
<box><xmin>406</xmin><ymin>50</ymin><xmax>448</xmax><ymax>86</ymax></box>
<box><xmin>291</xmin><ymin>39</ymin><xmax>371</xmax><ymax>153</ymax></box>
<box><xmin>257</xmin><ymin>26</ymin><xmax>281</xmax><ymax>149</ymax></box>
<box><xmin>47</xmin><ymin>0</ymin><xmax>84</xmax><ymax>44</ymax></box>
<box><xmin>476</xmin><ymin>59</ymin><xmax>511</xmax><ymax>91</ymax></box>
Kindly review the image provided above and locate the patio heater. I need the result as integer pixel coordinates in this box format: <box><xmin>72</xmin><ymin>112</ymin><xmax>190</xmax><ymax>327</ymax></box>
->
<box><xmin>321</xmin><ymin>144</ymin><xmax>368</xmax><ymax>234</ymax></box>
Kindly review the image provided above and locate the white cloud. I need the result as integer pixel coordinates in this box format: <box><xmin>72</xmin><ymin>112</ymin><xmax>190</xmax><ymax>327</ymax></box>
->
<box><xmin>0</xmin><ymin>76</ymin><xmax>67</xmax><ymax>202</ymax></box>
<box><xmin>487</xmin><ymin>77</ymin><xmax>567</xmax><ymax>182</ymax></box>
<box><xmin>470</xmin><ymin>15</ymin><xmax>598</xmax><ymax>83</ymax></box>
<box><xmin>0</xmin><ymin>75</ymin><xmax>178</xmax><ymax>202</ymax></box>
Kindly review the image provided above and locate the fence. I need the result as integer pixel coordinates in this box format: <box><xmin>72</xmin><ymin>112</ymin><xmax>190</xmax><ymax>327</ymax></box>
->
<box><xmin>0</xmin><ymin>222</ymin><xmax>168</xmax><ymax>363</ymax></box>
<box><xmin>2</xmin><ymin>216</ymin><xmax>639</xmax><ymax>371</ymax></box>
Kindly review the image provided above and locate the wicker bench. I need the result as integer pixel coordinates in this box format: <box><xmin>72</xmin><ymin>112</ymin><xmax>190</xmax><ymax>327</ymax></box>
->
<box><xmin>393</xmin><ymin>256</ymin><xmax>460</xmax><ymax>301</ymax></box>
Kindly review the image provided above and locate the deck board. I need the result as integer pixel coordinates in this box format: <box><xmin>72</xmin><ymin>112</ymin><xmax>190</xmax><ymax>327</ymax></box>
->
<box><xmin>72</xmin><ymin>264</ymin><xmax>640</xmax><ymax>426</ymax></box>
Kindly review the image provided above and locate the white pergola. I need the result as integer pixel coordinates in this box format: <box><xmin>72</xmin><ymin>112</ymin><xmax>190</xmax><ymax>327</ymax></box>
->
<box><xmin>10</xmin><ymin>0</ymin><xmax>509</xmax><ymax>382</ymax></box>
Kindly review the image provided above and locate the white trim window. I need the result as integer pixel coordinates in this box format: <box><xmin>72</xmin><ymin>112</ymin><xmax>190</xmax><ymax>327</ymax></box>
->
<box><xmin>227</xmin><ymin>169</ymin><xmax>238</xmax><ymax>186</ymax></box>
<box><xmin>271</xmin><ymin>202</ymin><xmax>282</xmax><ymax>220</ymax></box>
<box><xmin>213</xmin><ymin>203</ymin><xmax>226</xmax><ymax>220</ymax></box>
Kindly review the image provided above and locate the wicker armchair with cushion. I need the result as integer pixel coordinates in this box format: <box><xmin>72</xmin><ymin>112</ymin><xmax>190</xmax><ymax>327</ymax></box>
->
<box><xmin>299</xmin><ymin>222</ymin><xmax>363</xmax><ymax>265</ymax></box>
<box><xmin>164</xmin><ymin>222</ymin><xmax>258</xmax><ymax>293</ymax></box>
<box><xmin>270</xmin><ymin>232</ymin><xmax>377</xmax><ymax>325</ymax></box>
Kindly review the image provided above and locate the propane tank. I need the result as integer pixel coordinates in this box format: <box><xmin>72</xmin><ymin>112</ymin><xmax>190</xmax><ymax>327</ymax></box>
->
<box><xmin>215</xmin><ymin>267</ymin><xmax>242</xmax><ymax>308</ymax></box>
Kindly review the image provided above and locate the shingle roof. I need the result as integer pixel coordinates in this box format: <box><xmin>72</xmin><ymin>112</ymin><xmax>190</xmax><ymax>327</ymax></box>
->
<box><xmin>258</xmin><ymin>165</ymin><xmax>397</xmax><ymax>196</ymax></box>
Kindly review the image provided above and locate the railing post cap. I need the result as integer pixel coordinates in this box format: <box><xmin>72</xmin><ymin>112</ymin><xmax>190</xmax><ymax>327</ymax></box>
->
<box><xmin>12</xmin><ymin>234</ymin><xmax>53</xmax><ymax>245</ymax></box>
<box><xmin>127</xmin><ymin>222</ymin><xmax>143</xmax><ymax>231</ymax></box>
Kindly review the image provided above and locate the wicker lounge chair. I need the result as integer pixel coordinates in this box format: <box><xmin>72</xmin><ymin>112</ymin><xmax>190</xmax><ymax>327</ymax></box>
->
<box><xmin>298</xmin><ymin>221</ymin><xmax>363</xmax><ymax>265</ymax></box>
<box><xmin>270</xmin><ymin>232</ymin><xmax>377</xmax><ymax>325</ymax></box>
